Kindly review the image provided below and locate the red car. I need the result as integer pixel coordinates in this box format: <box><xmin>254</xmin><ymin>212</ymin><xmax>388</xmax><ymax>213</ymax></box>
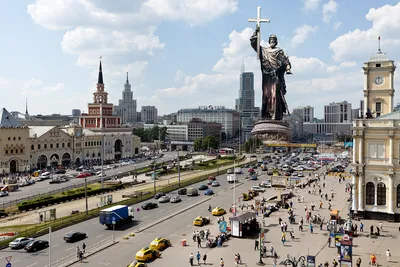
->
<box><xmin>208</xmin><ymin>176</ymin><xmax>216</xmax><ymax>181</ymax></box>
<box><xmin>76</xmin><ymin>173</ymin><xmax>88</xmax><ymax>178</ymax></box>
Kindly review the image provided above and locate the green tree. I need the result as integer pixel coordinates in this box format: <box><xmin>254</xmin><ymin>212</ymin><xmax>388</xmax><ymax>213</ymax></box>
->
<box><xmin>202</xmin><ymin>136</ymin><xmax>219</xmax><ymax>150</ymax></box>
<box><xmin>244</xmin><ymin>137</ymin><xmax>262</xmax><ymax>153</ymax></box>
<box><xmin>159</xmin><ymin>126</ymin><xmax>168</xmax><ymax>141</ymax></box>
<box><xmin>194</xmin><ymin>138</ymin><xmax>203</xmax><ymax>151</ymax></box>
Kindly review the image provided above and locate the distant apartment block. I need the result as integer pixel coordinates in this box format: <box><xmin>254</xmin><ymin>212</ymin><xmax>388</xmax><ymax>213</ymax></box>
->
<box><xmin>293</xmin><ymin>106</ymin><xmax>314</xmax><ymax>122</ymax></box>
<box><xmin>324</xmin><ymin>101</ymin><xmax>352</xmax><ymax>123</ymax></box>
<box><xmin>141</xmin><ymin>106</ymin><xmax>158</xmax><ymax>124</ymax></box>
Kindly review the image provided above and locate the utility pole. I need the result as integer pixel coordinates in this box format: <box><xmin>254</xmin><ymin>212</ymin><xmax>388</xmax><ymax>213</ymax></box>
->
<box><xmin>101</xmin><ymin>103</ymin><xmax>104</xmax><ymax>189</ymax></box>
<box><xmin>48</xmin><ymin>226</ymin><xmax>52</xmax><ymax>267</ymax></box>
<box><xmin>177</xmin><ymin>149</ymin><xmax>181</xmax><ymax>188</ymax></box>
<box><xmin>84</xmin><ymin>176</ymin><xmax>88</xmax><ymax>215</ymax></box>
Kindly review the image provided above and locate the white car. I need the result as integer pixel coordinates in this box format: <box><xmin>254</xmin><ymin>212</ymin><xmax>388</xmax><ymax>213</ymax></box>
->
<box><xmin>97</xmin><ymin>172</ymin><xmax>106</xmax><ymax>177</ymax></box>
<box><xmin>0</xmin><ymin>191</ymin><xmax>9</xmax><ymax>197</ymax></box>
<box><xmin>38</xmin><ymin>172</ymin><xmax>51</xmax><ymax>181</ymax></box>
<box><xmin>260</xmin><ymin>181</ymin><xmax>272</xmax><ymax>188</ymax></box>
<box><xmin>293</xmin><ymin>167</ymin><xmax>304</xmax><ymax>171</ymax></box>
<box><xmin>251</xmin><ymin>186</ymin><xmax>266</xmax><ymax>192</ymax></box>
<box><xmin>9</xmin><ymin>237</ymin><xmax>34</xmax><ymax>249</ymax></box>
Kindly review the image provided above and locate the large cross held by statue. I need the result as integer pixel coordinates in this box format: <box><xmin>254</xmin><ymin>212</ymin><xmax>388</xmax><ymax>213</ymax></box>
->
<box><xmin>248</xmin><ymin>6</ymin><xmax>270</xmax><ymax>59</ymax></box>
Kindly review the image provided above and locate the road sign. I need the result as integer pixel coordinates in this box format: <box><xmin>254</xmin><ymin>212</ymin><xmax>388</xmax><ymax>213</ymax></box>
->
<box><xmin>6</xmin><ymin>263</ymin><xmax>11</xmax><ymax>267</ymax></box>
<box><xmin>136</xmin><ymin>208</ymin><xmax>140</xmax><ymax>212</ymax></box>
<box><xmin>112</xmin><ymin>217</ymin><xmax>116</xmax><ymax>225</ymax></box>
<box><xmin>5</xmin><ymin>257</ymin><xmax>11</xmax><ymax>263</ymax></box>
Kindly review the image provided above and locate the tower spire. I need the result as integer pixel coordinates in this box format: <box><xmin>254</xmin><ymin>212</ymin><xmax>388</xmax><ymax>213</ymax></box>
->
<box><xmin>126</xmin><ymin>72</ymin><xmax>129</xmax><ymax>84</ymax></box>
<box><xmin>25</xmin><ymin>98</ymin><xmax>28</xmax><ymax>115</ymax></box>
<box><xmin>378</xmin><ymin>36</ymin><xmax>381</xmax><ymax>53</ymax></box>
<box><xmin>241</xmin><ymin>59</ymin><xmax>245</xmax><ymax>73</ymax></box>
<box><xmin>98</xmin><ymin>57</ymin><xmax>104</xmax><ymax>84</ymax></box>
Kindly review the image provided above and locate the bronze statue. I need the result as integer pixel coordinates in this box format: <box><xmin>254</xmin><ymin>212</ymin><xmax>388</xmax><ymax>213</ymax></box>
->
<box><xmin>250</xmin><ymin>25</ymin><xmax>292</xmax><ymax>121</ymax></box>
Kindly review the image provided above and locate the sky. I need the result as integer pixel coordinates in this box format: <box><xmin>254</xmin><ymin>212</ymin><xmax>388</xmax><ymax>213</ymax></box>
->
<box><xmin>0</xmin><ymin>0</ymin><xmax>400</xmax><ymax>118</ymax></box>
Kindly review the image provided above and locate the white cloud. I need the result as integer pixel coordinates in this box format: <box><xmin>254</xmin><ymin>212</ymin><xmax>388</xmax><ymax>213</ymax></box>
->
<box><xmin>333</xmin><ymin>21</ymin><xmax>342</xmax><ymax>31</ymax></box>
<box><xmin>322</xmin><ymin>0</ymin><xmax>338</xmax><ymax>23</ymax></box>
<box><xmin>303</xmin><ymin>0</ymin><xmax>321</xmax><ymax>11</ymax></box>
<box><xmin>340</xmin><ymin>61</ymin><xmax>356</xmax><ymax>68</ymax></box>
<box><xmin>291</xmin><ymin>24</ymin><xmax>318</xmax><ymax>47</ymax></box>
<box><xmin>330</xmin><ymin>2</ymin><xmax>400</xmax><ymax>61</ymax></box>
<box><xmin>174</xmin><ymin>70</ymin><xmax>185</xmax><ymax>81</ymax></box>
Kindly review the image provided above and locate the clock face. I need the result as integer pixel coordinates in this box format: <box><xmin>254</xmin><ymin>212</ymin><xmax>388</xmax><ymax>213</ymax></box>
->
<box><xmin>374</xmin><ymin>76</ymin><xmax>384</xmax><ymax>86</ymax></box>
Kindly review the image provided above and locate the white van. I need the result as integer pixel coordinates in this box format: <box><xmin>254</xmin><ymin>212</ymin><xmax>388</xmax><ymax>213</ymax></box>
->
<box><xmin>282</xmin><ymin>164</ymin><xmax>289</xmax><ymax>171</ymax></box>
<box><xmin>227</xmin><ymin>175</ymin><xmax>238</xmax><ymax>183</ymax></box>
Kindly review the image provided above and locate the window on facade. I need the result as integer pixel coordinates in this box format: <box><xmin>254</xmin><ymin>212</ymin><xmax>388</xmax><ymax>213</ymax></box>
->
<box><xmin>98</xmin><ymin>153</ymin><xmax>101</xmax><ymax>157</ymax></box>
<box><xmin>377</xmin><ymin>182</ymin><xmax>386</xmax><ymax>205</ymax></box>
<box><xmin>31</xmin><ymin>144</ymin><xmax>34</xmax><ymax>150</ymax></box>
<box><xmin>18</xmin><ymin>137</ymin><xmax>21</xmax><ymax>140</ymax></box>
<box><xmin>50</xmin><ymin>144</ymin><xmax>53</xmax><ymax>149</ymax></box>
<box><xmin>10</xmin><ymin>150</ymin><xmax>13</xmax><ymax>154</ymax></box>
<box><xmin>5</xmin><ymin>150</ymin><xmax>8</xmax><ymax>154</ymax></box>
<box><xmin>13</xmin><ymin>137</ymin><xmax>15</xmax><ymax>140</ymax></box>
<box><xmin>38</xmin><ymin>144</ymin><xmax>41</xmax><ymax>149</ymax></box>
<box><xmin>7</xmin><ymin>137</ymin><xmax>10</xmax><ymax>141</ymax></box>
<box><xmin>366</xmin><ymin>182</ymin><xmax>375</xmax><ymax>205</ymax></box>
<box><xmin>56</xmin><ymin>143</ymin><xmax>59</xmax><ymax>148</ymax></box>
<box><xmin>44</xmin><ymin>144</ymin><xmax>47</xmax><ymax>149</ymax></box>
<box><xmin>376</xmin><ymin>102</ymin><xmax>382</xmax><ymax>117</ymax></box>
<box><xmin>92</xmin><ymin>153</ymin><xmax>95</xmax><ymax>158</ymax></box>
<box><xmin>62</xmin><ymin>143</ymin><xmax>65</xmax><ymax>148</ymax></box>
<box><xmin>67</xmin><ymin>142</ymin><xmax>71</xmax><ymax>148</ymax></box>
<box><xmin>86</xmin><ymin>153</ymin><xmax>89</xmax><ymax>157</ymax></box>
<box><xmin>397</xmin><ymin>185</ymin><xmax>400</xmax><ymax>208</ymax></box>
<box><xmin>85</xmin><ymin>142</ymin><xmax>87</xmax><ymax>147</ymax></box>
<box><xmin>368</xmin><ymin>143</ymin><xmax>385</xmax><ymax>159</ymax></box>
<box><xmin>20</xmin><ymin>149</ymin><xmax>23</xmax><ymax>153</ymax></box>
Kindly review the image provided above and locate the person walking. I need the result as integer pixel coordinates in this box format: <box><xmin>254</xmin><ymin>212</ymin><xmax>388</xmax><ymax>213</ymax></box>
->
<box><xmin>237</xmin><ymin>253</ymin><xmax>241</xmax><ymax>264</ymax></box>
<box><xmin>360</xmin><ymin>222</ymin><xmax>364</xmax><ymax>232</ymax></box>
<box><xmin>273</xmin><ymin>256</ymin><xmax>277</xmax><ymax>267</ymax></box>
<box><xmin>356</xmin><ymin>257</ymin><xmax>362</xmax><ymax>267</ymax></box>
<box><xmin>234</xmin><ymin>254</ymin><xmax>239</xmax><ymax>266</ymax></box>
<box><xmin>82</xmin><ymin>242</ymin><xmax>86</xmax><ymax>254</ymax></box>
<box><xmin>281</xmin><ymin>232</ymin><xmax>286</xmax><ymax>246</ymax></box>
<box><xmin>203</xmin><ymin>253</ymin><xmax>207</xmax><ymax>265</ymax></box>
<box><xmin>254</xmin><ymin>239</ymin><xmax>259</xmax><ymax>250</ymax></box>
<box><xmin>386</xmin><ymin>249</ymin><xmax>391</xmax><ymax>262</ymax></box>
<box><xmin>189</xmin><ymin>253</ymin><xmax>194</xmax><ymax>266</ymax></box>
<box><xmin>196</xmin><ymin>252</ymin><xmax>201</xmax><ymax>265</ymax></box>
<box><xmin>76</xmin><ymin>246</ymin><xmax>81</xmax><ymax>259</ymax></box>
<box><xmin>379</xmin><ymin>221</ymin><xmax>383</xmax><ymax>232</ymax></box>
<box><xmin>220</xmin><ymin>258</ymin><xmax>225</xmax><ymax>267</ymax></box>
<box><xmin>310</xmin><ymin>223</ymin><xmax>314</xmax><ymax>234</ymax></box>
<box><xmin>328</xmin><ymin>236</ymin><xmax>332</xmax><ymax>247</ymax></box>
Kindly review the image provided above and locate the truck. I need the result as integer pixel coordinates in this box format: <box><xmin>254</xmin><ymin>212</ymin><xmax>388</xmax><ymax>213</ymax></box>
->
<box><xmin>99</xmin><ymin>205</ymin><xmax>134</xmax><ymax>228</ymax></box>
<box><xmin>227</xmin><ymin>175</ymin><xmax>238</xmax><ymax>183</ymax></box>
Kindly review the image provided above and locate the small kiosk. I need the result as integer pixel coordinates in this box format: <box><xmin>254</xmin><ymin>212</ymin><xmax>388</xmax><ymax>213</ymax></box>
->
<box><xmin>229</xmin><ymin>212</ymin><xmax>258</xmax><ymax>237</ymax></box>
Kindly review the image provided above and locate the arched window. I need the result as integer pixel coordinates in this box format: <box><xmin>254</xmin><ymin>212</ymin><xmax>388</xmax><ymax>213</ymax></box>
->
<box><xmin>377</xmin><ymin>182</ymin><xmax>386</xmax><ymax>205</ymax></box>
<box><xmin>366</xmin><ymin>182</ymin><xmax>375</xmax><ymax>205</ymax></box>
<box><xmin>397</xmin><ymin>185</ymin><xmax>400</xmax><ymax>208</ymax></box>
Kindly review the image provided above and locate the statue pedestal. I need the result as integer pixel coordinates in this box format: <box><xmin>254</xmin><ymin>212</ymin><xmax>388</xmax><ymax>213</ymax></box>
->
<box><xmin>251</xmin><ymin>120</ymin><xmax>291</xmax><ymax>144</ymax></box>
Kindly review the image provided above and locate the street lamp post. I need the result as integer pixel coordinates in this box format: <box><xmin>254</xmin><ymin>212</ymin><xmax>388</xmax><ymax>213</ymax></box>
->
<box><xmin>346</xmin><ymin>183</ymin><xmax>354</xmax><ymax>233</ymax></box>
<box><xmin>84</xmin><ymin>176</ymin><xmax>88</xmax><ymax>215</ymax></box>
<box><xmin>177</xmin><ymin>149</ymin><xmax>181</xmax><ymax>188</ymax></box>
<box><xmin>256</xmin><ymin>227</ymin><xmax>264</xmax><ymax>265</ymax></box>
<box><xmin>48</xmin><ymin>226</ymin><xmax>52</xmax><ymax>267</ymax></box>
<box><xmin>101</xmin><ymin>103</ymin><xmax>104</xmax><ymax>189</ymax></box>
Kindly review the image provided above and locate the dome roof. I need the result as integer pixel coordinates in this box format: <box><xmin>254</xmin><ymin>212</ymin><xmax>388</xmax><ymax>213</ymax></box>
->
<box><xmin>369</xmin><ymin>50</ymin><xmax>390</xmax><ymax>62</ymax></box>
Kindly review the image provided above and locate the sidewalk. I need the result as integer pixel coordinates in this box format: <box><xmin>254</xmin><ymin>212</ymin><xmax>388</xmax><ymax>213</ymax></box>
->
<box><xmin>0</xmin><ymin>158</ymin><xmax>251</xmax><ymax>227</ymax></box>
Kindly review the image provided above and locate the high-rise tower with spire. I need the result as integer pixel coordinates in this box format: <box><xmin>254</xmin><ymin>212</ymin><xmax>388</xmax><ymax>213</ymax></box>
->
<box><xmin>115</xmin><ymin>72</ymin><xmax>138</xmax><ymax>124</ymax></box>
<box><xmin>80</xmin><ymin>59</ymin><xmax>121</xmax><ymax>128</ymax></box>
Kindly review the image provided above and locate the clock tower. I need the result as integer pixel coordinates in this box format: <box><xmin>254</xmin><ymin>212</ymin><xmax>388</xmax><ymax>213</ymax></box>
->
<box><xmin>363</xmin><ymin>37</ymin><xmax>396</xmax><ymax>118</ymax></box>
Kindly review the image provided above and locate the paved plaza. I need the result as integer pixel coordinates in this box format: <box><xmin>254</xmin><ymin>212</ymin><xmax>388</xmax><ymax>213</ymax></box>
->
<box><xmin>146</xmin><ymin>171</ymin><xmax>400</xmax><ymax>267</ymax></box>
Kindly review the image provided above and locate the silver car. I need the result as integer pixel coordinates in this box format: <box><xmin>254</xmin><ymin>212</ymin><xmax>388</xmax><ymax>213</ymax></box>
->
<box><xmin>170</xmin><ymin>196</ymin><xmax>181</xmax><ymax>203</ymax></box>
<box><xmin>9</xmin><ymin>237</ymin><xmax>34</xmax><ymax>249</ymax></box>
<box><xmin>158</xmin><ymin>196</ymin><xmax>171</xmax><ymax>203</ymax></box>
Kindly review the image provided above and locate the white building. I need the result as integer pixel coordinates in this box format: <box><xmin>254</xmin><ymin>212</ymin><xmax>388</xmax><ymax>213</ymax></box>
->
<box><xmin>141</xmin><ymin>106</ymin><xmax>158</xmax><ymax>124</ymax></box>
<box><xmin>177</xmin><ymin>106</ymin><xmax>240</xmax><ymax>137</ymax></box>
<box><xmin>324</xmin><ymin>101</ymin><xmax>352</xmax><ymax>123</ymax></box>
<box><xmin>293</xmin><ymin>106</ymin><xmax>314</xmax><ymax>123</ymax></box>
<box><xmin>144</xmin><ymin>124</ymin><xmax>188</xmax><ymax>141</ymax></box>
<box><xmin>114</xmin><ymin>73</ymin><xmax>137</xmax><ymax>124</ymax></box>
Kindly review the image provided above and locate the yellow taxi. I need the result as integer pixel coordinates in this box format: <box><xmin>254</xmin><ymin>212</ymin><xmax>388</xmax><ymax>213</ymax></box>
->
<box><xmin>127</xmin><ymin>261</ymin><xmax>148</xmax><ymax>267</ymax></box>
<box><xmin>212</xmin><ymin>207</ymin><xmax>226</xmax><ymax>216</ymax></box>
<box><xmin>149</xmin><ymin>237</ymin><xmax>171</xmax><ymax>251</ymax></box>
<box><xmin>193</xmin><ymin>216</ymin><xmax>210</xmax><ymax>226</ymax></box>
<box><xmin>135</xmin><ymin>246</ymin><xmax>161</xmax><ymax>262</ymax></box>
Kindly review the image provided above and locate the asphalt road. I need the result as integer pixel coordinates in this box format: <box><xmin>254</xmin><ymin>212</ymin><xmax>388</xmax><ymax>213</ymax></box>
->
<box><xmin>0</xmin><ymin>152</ymin><xmax>180</xmax><ymax>206</ymax></box>
<box><xmin>2</xmin><ymin>168</ymin><xmax>253</xmax><ymax>267</ymax></box>
<box><xmin>78</xmin><ymin>170</ymin><xmax>273</xmax><ymax>267</ymax></box>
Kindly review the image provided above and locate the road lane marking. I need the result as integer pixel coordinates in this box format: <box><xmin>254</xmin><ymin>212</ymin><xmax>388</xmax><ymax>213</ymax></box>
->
<box><xmin>65</xmin><ymin>247</ymin><xmax>74</xmax><ymax>251</ymax></box>
<box><xmin>159</xmin><ymin>209</ymin><xmax>164</xmax><ymax>212</ymax></box>
<box><xmin>142</xmin><ymin>216</ymin><xmax>149</xmax><ymax>219</ymax></box>
<box><xmin>26</xmin><ymin>263</ymin><xmax>37</xmax><ymax>267</ymax></box>
<box><xmin>13</xmin><ymin>259</ymin><xmax>20</xmax><ymax>263</ymax></box>
<box><xmin>97</xmin><ymin>262</ymin><xmax>110</xmax><ymax>266</ymax></box>
<box><xmin>51</xmin><ymin>244</ymin><xmax>58</xmax><ymax>248</ymax></box>
<box><xmin>96</xmin><ymin>234</ymin><xmax>104</xmax><ymax>238</ymax></box>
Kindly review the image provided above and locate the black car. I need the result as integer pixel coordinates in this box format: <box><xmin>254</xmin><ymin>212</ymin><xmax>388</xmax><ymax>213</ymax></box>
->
<box><xmin>55</xmin><ymin>169</ymin><xmax>66</xmax><ymax>174</ymax></box>
<box><xmin>24</xmin><ymin>240</ymin><xmax>49</xmax><ymax>252</ymax></box>
<box><xmin>178</xmin><ymin>188</ymin><xmax>187</xmax><ymax>195</ymax></box>
<box><xmin>154</xmin><ymin>192</ymin><xmax>166</xmax><ymax>199</ymax></box>
<box><xmin>141</xmin><ymin>202</ymin><xmax>158</xmax><ymax>210</ymax></box>
<box><xmin>198</xmin><ymin>185</ymin><xmax>208</xmax><ymax>190</ymax></box>
<box><xmin>64</xmin><ymin>232</ymin><xmax>87</xmax><ymax>243</ymax></box>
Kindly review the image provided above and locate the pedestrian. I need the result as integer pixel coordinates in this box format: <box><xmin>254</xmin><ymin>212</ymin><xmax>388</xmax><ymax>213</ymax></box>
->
<box><xmin>386</xmin><ymin>249</ymin><xmax>391</xmax><ymax>262</ymax></box>
<box><xmin>319</xmin><ymin>201</ymin><xmax>323</xmax><ymax>209</ymax></box>
<box><xmin>189</xmin><ymin>253</ymin><xmax>194</xmax><ymax>266</ymax></box>
<box><xmin>301</xmin><ymin>196</ymin><xmax>304</xmax><ymax>202</ymax></box>
<box><xmin>379</xmin><ymin>221</ymin><xmax>383</xmax><ymax>231</ymax></box>
<box><xmin>234</xmin><ymin>254</ymin><xmax>238</xmax><ymax>266</ymax></box>
<box><xmin>203</xmin><ymin>253</ymin><xmax>207</xmax><ymax>265</ymax></box>
<box><xmin>273</xmin><ymin>256</ymin><xmax>277</xmax><ymax>267</ymax></box>
<box><xmin>356</xmin><ymin>257</ymin><xmax>362</xmax><ymax>267</ymax></box>
<box><xmin>196</xmin><ymin>251</ymin><xmax>201</xmax><ymax>265</ymax></box>
<box><xmin>254</xmin><ymin>239</ymin><xmax>259</xmax><ymax>250</ymax></box>
<box><xmin>220</xmin><ymin>258</ymin><xmax>225</xmax><ymax>267</ymax></box>
<box><xmin>328</xmin><ymin>236</ymin><xmax>331</xmax><ymax>247</ymax></box>
<box><xmin>193</xmin><ymin>231</ymin><xmax>196</xmax><ymax>242</ymax></box>
<box><xmin>270</xmin><ymin>245</ymin><xmax>274</xmax><ymax>257</ymax></box>
<box><xmin>79</xmin><ymin>250</ymin><xmax>84</xmax><ymax>262</ymax></box>
<box><xmin>360</xmin><ymin>222</ymin><xmax>364</xmax><ymax>232</ymax></box>
<box><xmin>76</xmin><ymin>246</ymin><xmax>81</xmax><ymax>259</ymax></box>
<box><xmin>370</xmin><ymin>225</ymin><xmax>374</xmax><ymax>235</ymax></box>
<box><xmin>310</xmin><ymin>223</ymin><xmax>313</xmax><ymax>234</ymax></box>
<box><xmin>237</xmin><ymin>253</ymin><xmax>241</xmax><ymax>264</ymax></box>
<box><xmin>262</xmin><ymin>245</ymin><xmax>267</xmax><ymax>257</ymax></box>
<box><xmin>82</xmin><ymin>242</ymin><xmax>86</xmax><ymax>254</ymax></box>
<box><xmin>197</xmin><ymin>236</ymin><xmax>202</xmax><ymax>248</ymax></box>
<box><xmin>281</xmin><ymin>232</ymin><xmax>286</xmax><ymax>246</ymax></box>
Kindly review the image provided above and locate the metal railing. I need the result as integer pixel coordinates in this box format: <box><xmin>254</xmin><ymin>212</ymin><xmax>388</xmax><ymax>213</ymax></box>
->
<box><xmin>46</xmin><ymin>236</ymin><xmax>115</xmax><ymax>267</ymax></box>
